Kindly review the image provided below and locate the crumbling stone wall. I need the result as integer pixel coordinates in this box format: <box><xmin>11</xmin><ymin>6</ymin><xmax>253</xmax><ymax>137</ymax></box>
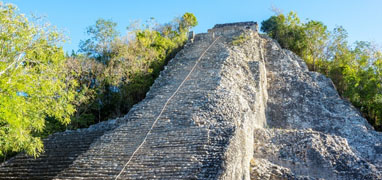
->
<box><xmin>208</xmin><ymin>21</ymin><xmax>258</xmax><ymax>36</ymax></box>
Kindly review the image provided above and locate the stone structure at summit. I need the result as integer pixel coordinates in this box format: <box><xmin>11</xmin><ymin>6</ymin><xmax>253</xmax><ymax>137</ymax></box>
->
<box><xmin>1</xmin><ymin>21</ymin><xmax>381</xmax><ymax>180</ymax></box>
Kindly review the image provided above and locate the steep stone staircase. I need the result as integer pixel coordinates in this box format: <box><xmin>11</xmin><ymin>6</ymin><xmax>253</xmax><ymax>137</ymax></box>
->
<box><xmin>0</xmin><ymin>22</ymin><xmax>265</xmax><ymax>179</ymax></box>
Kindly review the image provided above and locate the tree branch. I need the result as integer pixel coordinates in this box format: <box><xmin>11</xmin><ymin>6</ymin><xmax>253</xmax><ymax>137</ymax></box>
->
<box><xmin>0</xmin><ymin>54</ymin><xmax>23</xmax><ymax>76</ymax></box>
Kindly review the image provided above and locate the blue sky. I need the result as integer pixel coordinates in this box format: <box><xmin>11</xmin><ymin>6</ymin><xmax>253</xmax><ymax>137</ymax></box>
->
<box><xmin>4</xmin><ymin>0</ymin><xmax>382</xmax><ymax>52</ymax></box>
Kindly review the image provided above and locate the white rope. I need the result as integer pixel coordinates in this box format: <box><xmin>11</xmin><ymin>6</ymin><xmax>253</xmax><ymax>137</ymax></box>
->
<box><xmin>114</xmin><ymin>36</ymin><xmax>222</xmax><ymax>179</ymax></box>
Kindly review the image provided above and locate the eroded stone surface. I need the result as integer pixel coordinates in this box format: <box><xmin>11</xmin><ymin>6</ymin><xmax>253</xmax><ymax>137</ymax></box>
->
<box><xmin>250</xmin><ymin>35</ymin><xmax>382</xmax><ymax>180</ymax></box>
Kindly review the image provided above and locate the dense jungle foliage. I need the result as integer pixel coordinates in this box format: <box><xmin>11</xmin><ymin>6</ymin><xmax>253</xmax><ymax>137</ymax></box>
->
<box><xmin>261</xmin><ymin>11</ymin><xmax>382</xmax><ymax>131</ymax></box>
<box><xmin>0</xmin><ymin>2</ymin><xmax>197</xmax><ymax>160</ymax></box>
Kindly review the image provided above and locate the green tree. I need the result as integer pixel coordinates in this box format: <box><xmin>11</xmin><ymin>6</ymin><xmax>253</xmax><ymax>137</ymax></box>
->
<box><xmin>79</xmin><ymin>18</ymin><xmax>119</xmax><ymax>63</ymax></box>
<box><xmin>325</xmin><ymin>26</ymin><xmax>350</xmax><ymax>94</ymax></box>
<box><xmin>261</xmin><ymin>11</ymin><xmax>307</xmax><ymax>57</ymax></box>
<box><xmin>179</xmin><ymin>12</ymin><xmax>198</xmax><ymax>33</ymax></box>
<box><xmin>0</xmin><ymin>4</ymin><xmax>77</xmax><ymax>158</ymax></box>
<box><xmin>303</xmin><ymin>20</ymin><xmax>329</xmax><ymax>71</ymax></box>
<box><xmin>341</xmin><ymin>41</ymin><xmax>382</xmax><ymax>129</ymax></box>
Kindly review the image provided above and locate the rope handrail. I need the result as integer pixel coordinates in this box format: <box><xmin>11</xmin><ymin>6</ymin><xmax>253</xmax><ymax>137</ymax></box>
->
<box><xmin>114</xmin><ymin>36</ymin><xmax>222</xmax><ymax>179</ymax></box>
